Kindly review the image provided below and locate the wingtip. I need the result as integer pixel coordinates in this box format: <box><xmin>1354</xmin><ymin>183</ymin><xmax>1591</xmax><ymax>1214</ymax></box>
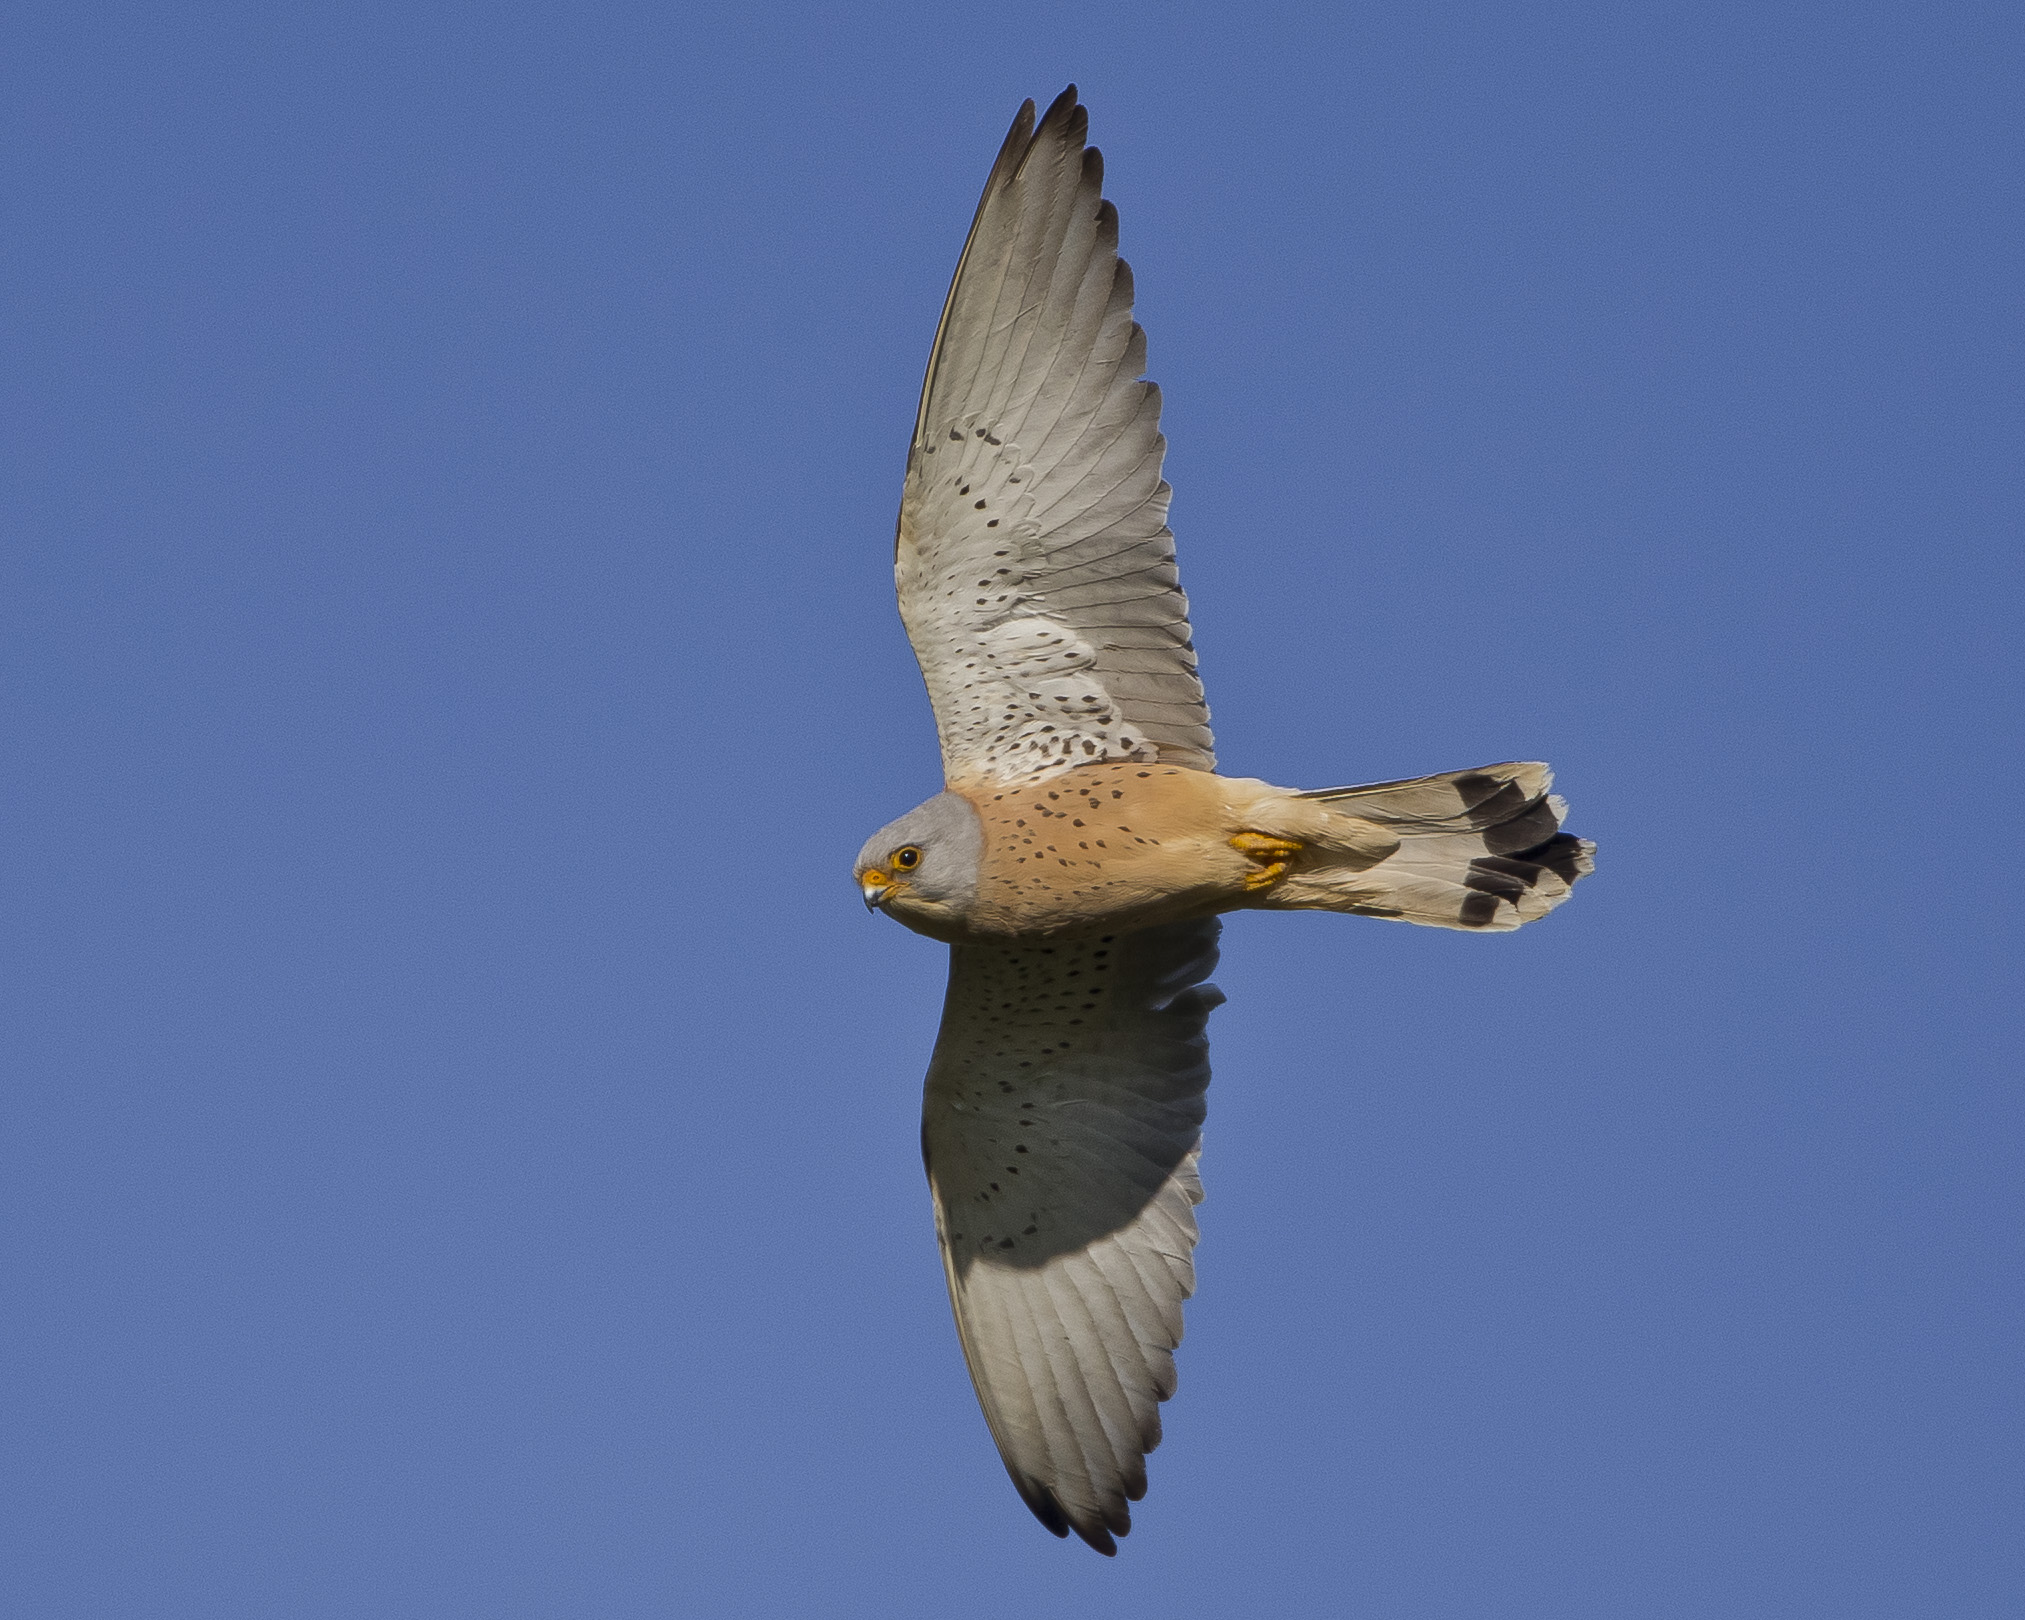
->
<box><xmin>1013</xmin><ymin>1465</ymin><xmax>1128</xmax><ymax>1556</ymax></box>
<box><xmin>1035</xmin><ymin>86</ymin><xmax>1089</xmax><ymax>156</ymax></box>
<box><xmin>993</xmin><ymin>98</ymin><xmax>1039</xmax><ymax>174</ymax></box>
<box><xmin>1010</xmin><ymin>1469</ymin><xmax>1071</xmax><ymax>1538</ymax></box>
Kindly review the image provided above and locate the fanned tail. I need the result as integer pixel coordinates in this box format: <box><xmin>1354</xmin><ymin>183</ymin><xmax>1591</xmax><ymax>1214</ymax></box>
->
<box><xmin>1275</xmin><ymin>762</ymin><xmax>1594</xmax><ymax>931</ymax></box>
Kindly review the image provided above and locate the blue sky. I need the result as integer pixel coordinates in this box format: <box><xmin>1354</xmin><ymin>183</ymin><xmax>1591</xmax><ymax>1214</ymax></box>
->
<box><xmin>6</xmin><ymin>3</ymin><xmax>2020</xmax><ymax>1615</ymax></box>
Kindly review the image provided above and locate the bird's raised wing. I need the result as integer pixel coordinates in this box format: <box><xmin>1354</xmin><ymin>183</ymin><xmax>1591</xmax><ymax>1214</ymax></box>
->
<box><xmin>921</xmin><ymin>920</ymin><xmax>1222</xmax><ymax>1553</ymax></box>
<box><xmin>897</xmin><ymin>88</ymin><xmax>1214</xmax><ymax>793</ymax></box>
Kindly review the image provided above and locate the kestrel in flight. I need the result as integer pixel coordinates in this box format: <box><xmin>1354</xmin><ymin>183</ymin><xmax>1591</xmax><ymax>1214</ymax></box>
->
<box><xmin>855</xmin><ymin>88</ymin><xmax>1594</xmax><ymax>1554</ymax></box>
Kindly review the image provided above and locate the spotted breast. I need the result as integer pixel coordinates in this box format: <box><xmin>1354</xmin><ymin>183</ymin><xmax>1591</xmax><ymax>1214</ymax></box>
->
<box><xmin>955</xmin><ymin>763</ymin><xmax>1391</xmax><ymax>939</ymax></box>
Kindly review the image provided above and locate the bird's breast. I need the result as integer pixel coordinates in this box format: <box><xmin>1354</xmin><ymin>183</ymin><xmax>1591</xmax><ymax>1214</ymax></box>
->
<box><xmin>956</xmin><ymin>763</ymin><xmax>1256</xmax><ymax>939</ymax></box>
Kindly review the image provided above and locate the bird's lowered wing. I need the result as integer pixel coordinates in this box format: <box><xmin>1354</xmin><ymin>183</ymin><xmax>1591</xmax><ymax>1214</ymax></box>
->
<box><xmin>897</xmin><ymin>88</ymin><xmax>1214</xmax><ymax>793</ymax></box>
<box><xmin>921</xmin><ymin>919</ymin><xmax>1222</xmax><ymax>1553</ymax></box>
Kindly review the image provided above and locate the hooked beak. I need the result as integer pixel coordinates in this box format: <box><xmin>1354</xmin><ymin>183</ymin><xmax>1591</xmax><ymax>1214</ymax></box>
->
<box><xmin>860</xmin><ymin>871</ymin><xmax>894</xmax><ymax>911</ymax></box>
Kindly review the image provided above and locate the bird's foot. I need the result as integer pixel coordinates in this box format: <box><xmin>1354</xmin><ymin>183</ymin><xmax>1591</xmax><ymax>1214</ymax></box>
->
<box><xmin>1231</xmin><ymin>832</ymin><xmax>1303</xmax><ymax>892</ymax></box>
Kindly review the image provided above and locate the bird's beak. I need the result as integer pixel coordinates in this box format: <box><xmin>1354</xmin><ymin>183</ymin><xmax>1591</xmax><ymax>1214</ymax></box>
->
<box><xmin>860</xmin><ymin>872</ymin><xmax>894</xmax><ymax>911</ymax></box>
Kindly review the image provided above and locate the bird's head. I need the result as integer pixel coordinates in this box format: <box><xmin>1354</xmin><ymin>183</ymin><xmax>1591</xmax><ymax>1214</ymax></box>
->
<box><xmin>854</xmin><ymin>791</ymin><xmax>983</xmax><ymax>940</ymax></box>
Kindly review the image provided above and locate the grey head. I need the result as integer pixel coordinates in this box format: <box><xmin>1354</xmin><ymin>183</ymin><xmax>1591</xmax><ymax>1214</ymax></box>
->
<box><xmin>854</xmin><ymin>791</ymin><xmax>983</xmax><ymax>941</ymax></box>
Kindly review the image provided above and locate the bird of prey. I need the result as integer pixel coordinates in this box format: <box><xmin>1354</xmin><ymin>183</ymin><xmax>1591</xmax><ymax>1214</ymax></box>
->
<box><xmin>855</xmin><ymin>88</ymin><xmax>1593</xmax><ymax>1555</ymax></box>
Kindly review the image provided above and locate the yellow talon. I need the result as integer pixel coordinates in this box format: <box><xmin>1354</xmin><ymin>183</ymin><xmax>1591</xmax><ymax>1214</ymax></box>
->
<box><xmin>1231</xmin><ymin>832</ymin><xmax>1303</xmax><ymax>891</ymax></box>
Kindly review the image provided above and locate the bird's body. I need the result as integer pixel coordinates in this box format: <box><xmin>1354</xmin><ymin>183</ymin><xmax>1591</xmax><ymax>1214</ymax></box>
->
<box><xmin>854</xmin><ymin>89</ymin><xmax>1594</xmax><ymax>1554</ymax></box>
<box><xmin>862</xmin><ymin>761</ymin><xmax>1583</xmax><ymax>944</ymax></box>
<box><xmin>867</xmin><ymin>764</ymin><xmax>1316</xmax><ymax>943</ymax></box>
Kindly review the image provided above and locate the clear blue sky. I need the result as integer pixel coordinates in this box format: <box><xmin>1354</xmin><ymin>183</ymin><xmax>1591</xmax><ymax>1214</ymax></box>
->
<box><xmin>6</xmin><ymin>4</ymin><xmax>2020</xmax><ymax>1615</ymax></box>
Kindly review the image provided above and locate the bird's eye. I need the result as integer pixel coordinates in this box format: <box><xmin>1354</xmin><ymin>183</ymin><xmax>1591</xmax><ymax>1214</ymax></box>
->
<box><xmin>892</xmin><ymin>846</ymin><xmax>922</xmax><ymax>870</ymax></box>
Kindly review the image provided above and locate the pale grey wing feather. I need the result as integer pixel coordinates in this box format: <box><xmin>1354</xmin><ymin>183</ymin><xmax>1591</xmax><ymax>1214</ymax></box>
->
<box><xmin>921</xmin><ymin>920</ymin><xmax>1222</xmax><ymax>1554</ymax></box>
<box><xmin>897</xmin><ymin>88</ymin><xmax>1214</xmax><ymax>791</ymax></box>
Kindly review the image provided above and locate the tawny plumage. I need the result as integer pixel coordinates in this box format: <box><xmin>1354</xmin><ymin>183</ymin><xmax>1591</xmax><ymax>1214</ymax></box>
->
<box><xmin>854</xmin><ymin>89</ymin><xmax>1594</xmax><ymax>1554</ymax></box>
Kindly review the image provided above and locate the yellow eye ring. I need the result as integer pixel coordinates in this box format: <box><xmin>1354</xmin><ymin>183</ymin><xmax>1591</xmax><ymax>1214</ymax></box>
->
<box><xmin>891</xmin><ymin>846</ymin><xmax>922</xmax><ymax>870</ymax></box>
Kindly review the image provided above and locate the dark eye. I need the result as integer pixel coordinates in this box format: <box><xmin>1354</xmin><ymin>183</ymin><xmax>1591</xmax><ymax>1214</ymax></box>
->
<box><xmin>892</xmin><ymin>846</ymin><xmax>922</xmax><ymax>870</ymax></box>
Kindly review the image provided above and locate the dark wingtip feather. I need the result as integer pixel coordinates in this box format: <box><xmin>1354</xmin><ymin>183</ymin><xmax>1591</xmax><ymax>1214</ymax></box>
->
<box><xmin>1011</xmin><ymin>1470</ymin><xmax>1071</xmax><ymax>1538</ymax></box>
<box><xmin>1033</xmin><ymin>87</ymin><xmax>1085</xmax><ymax>154</ymax></box>
<box><xmin>1012</xmin><ymin>1457</ymin><xmax>1135</xmax><ymax>1557</ymax></box>
<box><xmin>1010</xmin><ymin>1438</ymin><xmax>1131</xmax><ymax>1559</ymax></box>
<box><xmin>985</xmin><ymin>101</ymin><xmax>1039</xmax><ymax>195</ymax></box>
<box><xmin>1008</xmin><ymin>87</ymin><xmax>1087</xmax><ymax>190</ymax></box>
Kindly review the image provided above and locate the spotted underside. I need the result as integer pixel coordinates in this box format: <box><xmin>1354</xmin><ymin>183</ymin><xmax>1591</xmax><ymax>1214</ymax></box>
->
<box><xmin>961</xmin><ymin>763</ymin><xmax>1253</xmax><ymax>938</ymax></box>
<box><xmin>922</xmin><ymin>918</ymin><xmax>1222</xmax><ymax>1555</ymax></box>
<box><xmin>896</xmin><ymin>89</ymin><xmax>1214</xmax><ymax>792</ymax></box>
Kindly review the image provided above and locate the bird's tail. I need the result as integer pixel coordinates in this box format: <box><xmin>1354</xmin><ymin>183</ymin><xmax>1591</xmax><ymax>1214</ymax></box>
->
<box><xmin>1267</xmin><ymin>762</ymin><xmax>1594</xmax><ymax>931</ymax></box>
